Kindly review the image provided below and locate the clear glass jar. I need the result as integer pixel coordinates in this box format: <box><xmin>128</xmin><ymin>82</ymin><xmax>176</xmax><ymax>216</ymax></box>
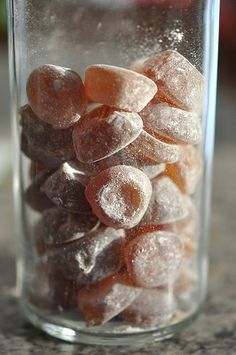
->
<box><xmin>7</xmin><ymin>0</ymin><xmax>220</xmax><ymax>346</ymax></box>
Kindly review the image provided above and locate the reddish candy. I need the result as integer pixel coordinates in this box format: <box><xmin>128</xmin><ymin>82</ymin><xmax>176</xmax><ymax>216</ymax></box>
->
<box><xmin>85</xmin><ymin>165</ymin><xmax>152</xmax><ymax>229</ymax></box>
<box><xmin>26</xmin><ymin>64</ymin><xmax>87</xmax><ymax>129</ymax></box>
<box><xmin>85</xmin><ymin>64</ymin><xmax>157</xmax><ymax>112</ymax></box>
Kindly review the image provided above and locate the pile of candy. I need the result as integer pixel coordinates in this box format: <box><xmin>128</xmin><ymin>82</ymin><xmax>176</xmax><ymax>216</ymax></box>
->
<box><xmin>21</xmin><ymin>50</ymin><xmax>204</xmax><ymax>328</ymax></box>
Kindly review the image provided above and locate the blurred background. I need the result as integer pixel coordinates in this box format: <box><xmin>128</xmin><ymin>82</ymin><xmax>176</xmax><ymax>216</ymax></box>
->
<box><xmin>0</xmin><ymin>1</ymin><xmax>235</xmax><ymax>258</ymax></box>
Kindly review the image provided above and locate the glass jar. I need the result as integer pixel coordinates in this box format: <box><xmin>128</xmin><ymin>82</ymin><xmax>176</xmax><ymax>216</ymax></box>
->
<box><xmin>7</xmin><ymin>0</ymin><xmax>220</xmax><ymax>346</ymax></box>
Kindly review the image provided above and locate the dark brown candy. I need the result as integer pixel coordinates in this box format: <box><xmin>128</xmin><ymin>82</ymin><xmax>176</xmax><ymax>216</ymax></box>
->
<box><xmin>41</xmin><ymin>162</ymin><xmax>92</xmax><ymax>214</ymax></box>
<box><xmin>29</xmin><ymin>262</ymin><xmax>78</xmax><ymax>311</ymax></box>
<box><xmin>35</xmin><ymin>208</ymin><xmax>99</xmax><ymax>253</ymax></box>
<box><xmin>25</xmin><ymin>171</ymin><xmax>55</xmax><ymax>212</ymax></box>
<box><xmin>46</xmin><ymin>226</ymin><xmax>125</xmax><ymax>284</ymax></box>
<box><xmin>20</xmin><ymin>105</ymin><xmax>75</xmax><ymax>168</ymax></box>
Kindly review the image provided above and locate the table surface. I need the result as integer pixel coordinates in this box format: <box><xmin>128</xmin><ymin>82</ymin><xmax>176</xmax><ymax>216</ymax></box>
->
<box><xmin>0</xmin><ymin>144</ymin><xmax>236</xmax><ymax>355</ymax></box>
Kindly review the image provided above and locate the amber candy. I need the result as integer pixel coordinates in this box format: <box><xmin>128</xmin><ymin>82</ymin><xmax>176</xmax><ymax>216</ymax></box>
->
<box><xmin>140</xmin><ymin>102</ymin><xmax>202</xmax><ymax>145</ymax></box>
<box><xmin>26</xmin><ymin>64</ymin><xmax>87</xmax><ymax>129</ymax></box>
<box><xmin>121</xmin><ymin>286</ymin><xmax>175</xmax><ymax>328</ymax></box>
<box><xmin>46</xmin><ymin>226</ymin><xmax>125</xmax><ymax>285</ymax></box>
<box><xmin>20</xmin><ymin>105</ymin><xmax>75</xmax><ymax>168</ymax></box>
<box><xmin>142</xmin><ymin>50</ymin><xmax>205</xmax><ymax>112</ymax></box>
<box><xmin>77</xmin><ymin>274</ymin><xmax>141</xmax><ymax>326</ymax></box>
<box><xmin>165</xmin><ymin>145</ymin><xmax>203</xmax><ymax>195</ymax></box>
<box><xmin>72</xmin><ymin>105</ymin><xmax>143</xmax><ymax>163</ymax></box>
<box><xmin>85</xmin><ymin>165</ymin><xmax>152</xmax><ymax>229</ymax></box>
<box><xmin>41</xmin><ymin>162</ymin><xmax>92</xmax><ymax>214</ymax></box>
<box><xmin>35</xmin><ymin>208</ymin><xmax>99</xmax><ymax>252</ymax></box>
<box><xmin>85</xmin><ymin>64</ymin><xmax>157</xmax><ymax>112</ymax></box>
<box><xmin>125</xmin><ymin>231</ymin><xmax>184</xmax><ymax>288</ymax></box>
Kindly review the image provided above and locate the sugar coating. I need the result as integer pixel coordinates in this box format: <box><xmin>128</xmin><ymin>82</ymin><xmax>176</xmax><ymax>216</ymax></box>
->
<box><xmin>85</xmin><ymin>64</ymin><xmax>157</xmax><ymax>112</ymax></box>
<box><xmin>121</xmin><ymin>287</ymin><xmax>175</xmax><ymax>327</ymax></box>
<box><xmin>128</xmin><ymin>130</ymin><xmax>180</xmax><ymax>164</ymax></box>
<box><xmin>140</xmin><ymin>102</ymin><xmax>202</xmax><ymax>145</ymax></box>
<box><xmin>142</xmin><ymin>176</ymin><xmax>189</xmax><ymax>225</ymax></box>
<box><xmin>174</xmin><ymin>268</ymin><xmax>197</xmax><ymax>296</ymax></box>
<box><xmin>26</xmin><ymin>64</ymin><xmax>87</xmax><ymax>129</ymax></box>
<box><xmin>143</xmin><ymin>50</ymin><xmax>205</xmax><ymax>112</ymax></box>
<box><xmin>129</xmin><ymin>57</ymin><xmax>147</xmax><ymax>74</ymax></box>
<box><xmin>165</xmin><ymin>145</ymin><xmax>203</xmax><ymax>195</ymax></box>
<box><xmin>125</xmin><ymin>231</ymin><xmax>184</xmax><ymax>288</ymax></box>
<box><xmin>35</xmin><ymin>208</ymin><xmax>99</xmax><ymax>247</ymax></box>
<box><xmin>46</xmin><ymin>227</ymin><xmax>125</xmax><ymax>284</ymax></box>
<box><xmin>41</xmin><ymin>162</ymin><xmax>92</xmax><ymax>214</ymax></box>
<box><xmin>72</xmin><ymin>106</ymin><xmax>143</xmax><ymax>163</ymax></box>
<box><xmin>85</xmin><ymin>165</ymin><xmax>152</xmax><ymax>229</ymax></box>
<box><xmin>78</xmin><ymin>275</ymin><xmax>141</xmax><ymax>326</ymax></box>
<box><xmin>20</xmin><ymin>105</ymin><xmax>75</xmax><ymax>168</ymax></box>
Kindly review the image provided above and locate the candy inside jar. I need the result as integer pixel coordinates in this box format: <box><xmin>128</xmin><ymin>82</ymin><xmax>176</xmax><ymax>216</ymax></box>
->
<box><xmin>22</xmin><ymin>49</ymin><xmax>204</xmax><ymax>331</ymax></box>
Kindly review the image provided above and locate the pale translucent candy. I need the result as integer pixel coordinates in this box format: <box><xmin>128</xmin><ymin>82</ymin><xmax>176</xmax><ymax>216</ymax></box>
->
<box><xmin>141</xmin><ymin>176</ymin><xmax>189</xmax><ymax>226</ymax></box>
<box><xmin>125</xmin><ymin>231</ymin><xmax>184</xmax><ymax>288</ymax></box>
<box><xmin>72</xmin><ymin>106</ymin><xmax>143</xmax><ymax>163</ymax></box>
<box><xmin>174</xmin><ymin>269</ymin><xmax>197</xmax><ymax>296</ymax></box>
<box><xmin>143</xmin><ymin>50</ymin><xmax>205</xmax><ymax>112</ymax></box>
<box><xmin>129</xmin><ymin>57</ymin><xmax>147</xmax><ymax>73</ymax></box>
<box><xmin>26</xmin><ymin>64</ymin><xmax>87</xmax><ymax>129</ymax></box>
<box><xmin>140</xmin><ymin>102</ymin><xmax>202</xmax><ymax>145</ymax></box>
<box><xmin>128</xmin><ymin>130</ymin><xmax>180</xmax><ymax>164</ymax></box>
<box><xmin>41</xmin><ymin>162</ymin><xmax>92</xmax><ymax>214</ymax></box>
<box><xmin>121</xmin><ymin>286</ymin><xmax>175</xmax><ymax>328</ymax></box>
<box><xmin>85</xmin><ymin>64</ymin><xmax>157</xmax><ymax>112</ymax></box>
<box><xmin>78</xmin><ymin>275</ymin><xmax>141</xmax><ymax>326</ymax></box>
<box><xmin>73</xmin><ymin>146</ymin><xmax>166</xmax><ymax>179</ymax></box>
<box><xmin>46</xmin><ymin>227</ymin><xmax>125</xmax><ymax>285</ymax></box>
<box><xmin>35</xmin><ymin>208</ymin><xmax>99</xmax><ymax>247</ymax></box>
<box><xmin>165</xmin><ymin>145</ymin><xmax>203</xmax><ymax>195</ymax></box>
<box><xmin>85</xmin><ymin>165</ymin><xmax>152</xmax><ymax>229</ymax></box>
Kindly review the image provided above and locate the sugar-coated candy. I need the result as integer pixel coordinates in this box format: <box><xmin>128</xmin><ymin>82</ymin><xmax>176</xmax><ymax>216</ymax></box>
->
<box><xmin>41</xmin><ymin>162</ymin><xmax>92</xmax><ymax>214</ymax></box>
<box><xmin>29</xmin><ymin>262</ymin><xmax>78</xmax><ymax>311</ymax></box>
<box><xmin>35</xmin><ymin>208</ymin><xmax>99</xmax><ymax>249</ymax></box>
<box><xmin>125</xmin><ymin>231</ymin><xmax>183</xmax><ymax>288</ymax></box>
<box><xmin>20</xmin><ymin>105</ymin><xmax>75</xmax><ymax>168</ymax></box>
<box><xmin>165</xmin><ymin>145</ymin><xmax>203</xmax><ymax>195</ymax></box>
<box><xmin>77</xmin><ymin>274</ymin><xmax>141</xmax><ymax>326</ymax></box>
<box><xmin>46</xmin><ymin>226</ymin><xmax>125</xmax><ymax>284</ymax></box>
<box><xmin>174</xmin><ymin>269</ymin><xmax>197</xmax><ymax>296</ymax></box>
<box><xmin>30</xmin><ymin>161</ymin><xmax>49</xmax><ymax>180</ymax></box>
<box><xmin>85</xmin><ymin>165</ymin><xmax>152</xmax><ymax>229</ymax></box>
<box><xmin>128</xmin><ymin>130</ymin><xmax>180</xmax><ymax>164</ymax></box>
<box><xmin>140</xmin><ymin>102</ymin><xmax>202</xmax><ymax>145</ymax></box>
<box><xmin>26</xmin><ymin>65</ymin><xmax>87</xmax><ymax>129</ymax></box>
<box><xmin>25</xmin><ymin>171</ymin><xmax>55</xmax><ymax>212</ymax></box>
<box><xmin>72</xmin><ymin>106</ymin><xmax>143</xmax><ymax>163</ymax></box>
<box><xmin>129</xmin><ymin>57</ymin><xmax>147</xmax><ymax>73</ymax></box>
<box><xmin>141</xmin><ymin>176</ymin><xmax>188</xmax><ymax>226</ymax></box>
<box><xmin>85</xmin><ymin>64</ymin><xmax>157</xmax><ymax>112</ymax></box>
<box><xmin>143</xmin><ymin>50</ymin><xmax>205</xmax><ymax>112</ymax></box>
<box><xmin>121</xmin><ymin>287</ymin><xmax>175</xmax><ymax>328</ymax></box>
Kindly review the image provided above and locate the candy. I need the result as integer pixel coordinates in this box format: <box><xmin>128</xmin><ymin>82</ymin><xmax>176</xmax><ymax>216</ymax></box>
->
<box><xmin>41</xmin><ymin>162</ymin><xmax>92</xmax><ymax>214</ymax></box>
<box><xmin>140</xmin><ymin>102</ymin><xmax>202</xmax><ymax>145</ymax></box>
<box><xmin>35</xmin><ymin>208</ymin><xmax>99</xmax><ymax>249</ymax></box>
<box><xmin>29</xmin><ymin>262</ymin><xmax>78</xmax><ymax>310</ymax></box>
<box><xmin>121</xmin><ymin>287</ymin><xmax>175</xmax><ymax>327</ymax></box>
<box><xmin>125</xmin><ymin>231</ymin><xmax>183</xmax><ymax>288</ymax></box>
<box><xmin>46</xmin><ymin>227</ymin><xmax>125</xmax><ymax>285</ymax></box>
<box><xmin>129</xmin><ymin>57</ymin><xmax>147</xmax><ymax>74</ymax></box>
<box><xmin>85</xmin><ymin>165</ymin><xmax>152</xmax><ymax>229</ymax></box>
<box><xmin>174</xmin><ymin>269</ymin><xmax>197</xmax><ymax>296</ymax></box>
<box><xmin>72</xmin><ymin>106</ymin><xmax>143</xmax><ymax>163</ymax></box>
<box><xmin>128</xmin><ymin>130</ymin><xmax>180</xmax><ymax>164</ymax></box>
<box><xmin>20</xmin><ymin>105</ymin><xmax>75</xmax><ymax>168</ymax></box>
<box><xmin>141</xmin><ymin>176</ymin><xmax>188</xmax><ymax>226</ymax></box>
<box><xmin>26</xmin><ymin>64</ymin><xmax>87</xmax><ymax>129</ymax></box>
<box><xmin>85</xmin><ymin>64</ymin><xmax>157</xmax><ymax>112</ymax></box>
<box><xmin>77</xmin><ymin>274</ymin><xmax>141</xmax><ymax>326</ymax></box>
<box><xmin>165</xmin><ymin>145</ymin><xmax>203</xmax><ymax>195</ymax></box>
<box><xmin>30</xmin><ymin>161</ymin><xmax>48</xmax><ymax>180</ymax></box>
<box><xmin>143</xmin><ymin>50</ymin><xmax>205</xmax><ymax>112</ymax></box>
<box><xmin>25</xmin><ymin>171</ymin><xmax>55</xmax><ymax>212</ymax></box>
